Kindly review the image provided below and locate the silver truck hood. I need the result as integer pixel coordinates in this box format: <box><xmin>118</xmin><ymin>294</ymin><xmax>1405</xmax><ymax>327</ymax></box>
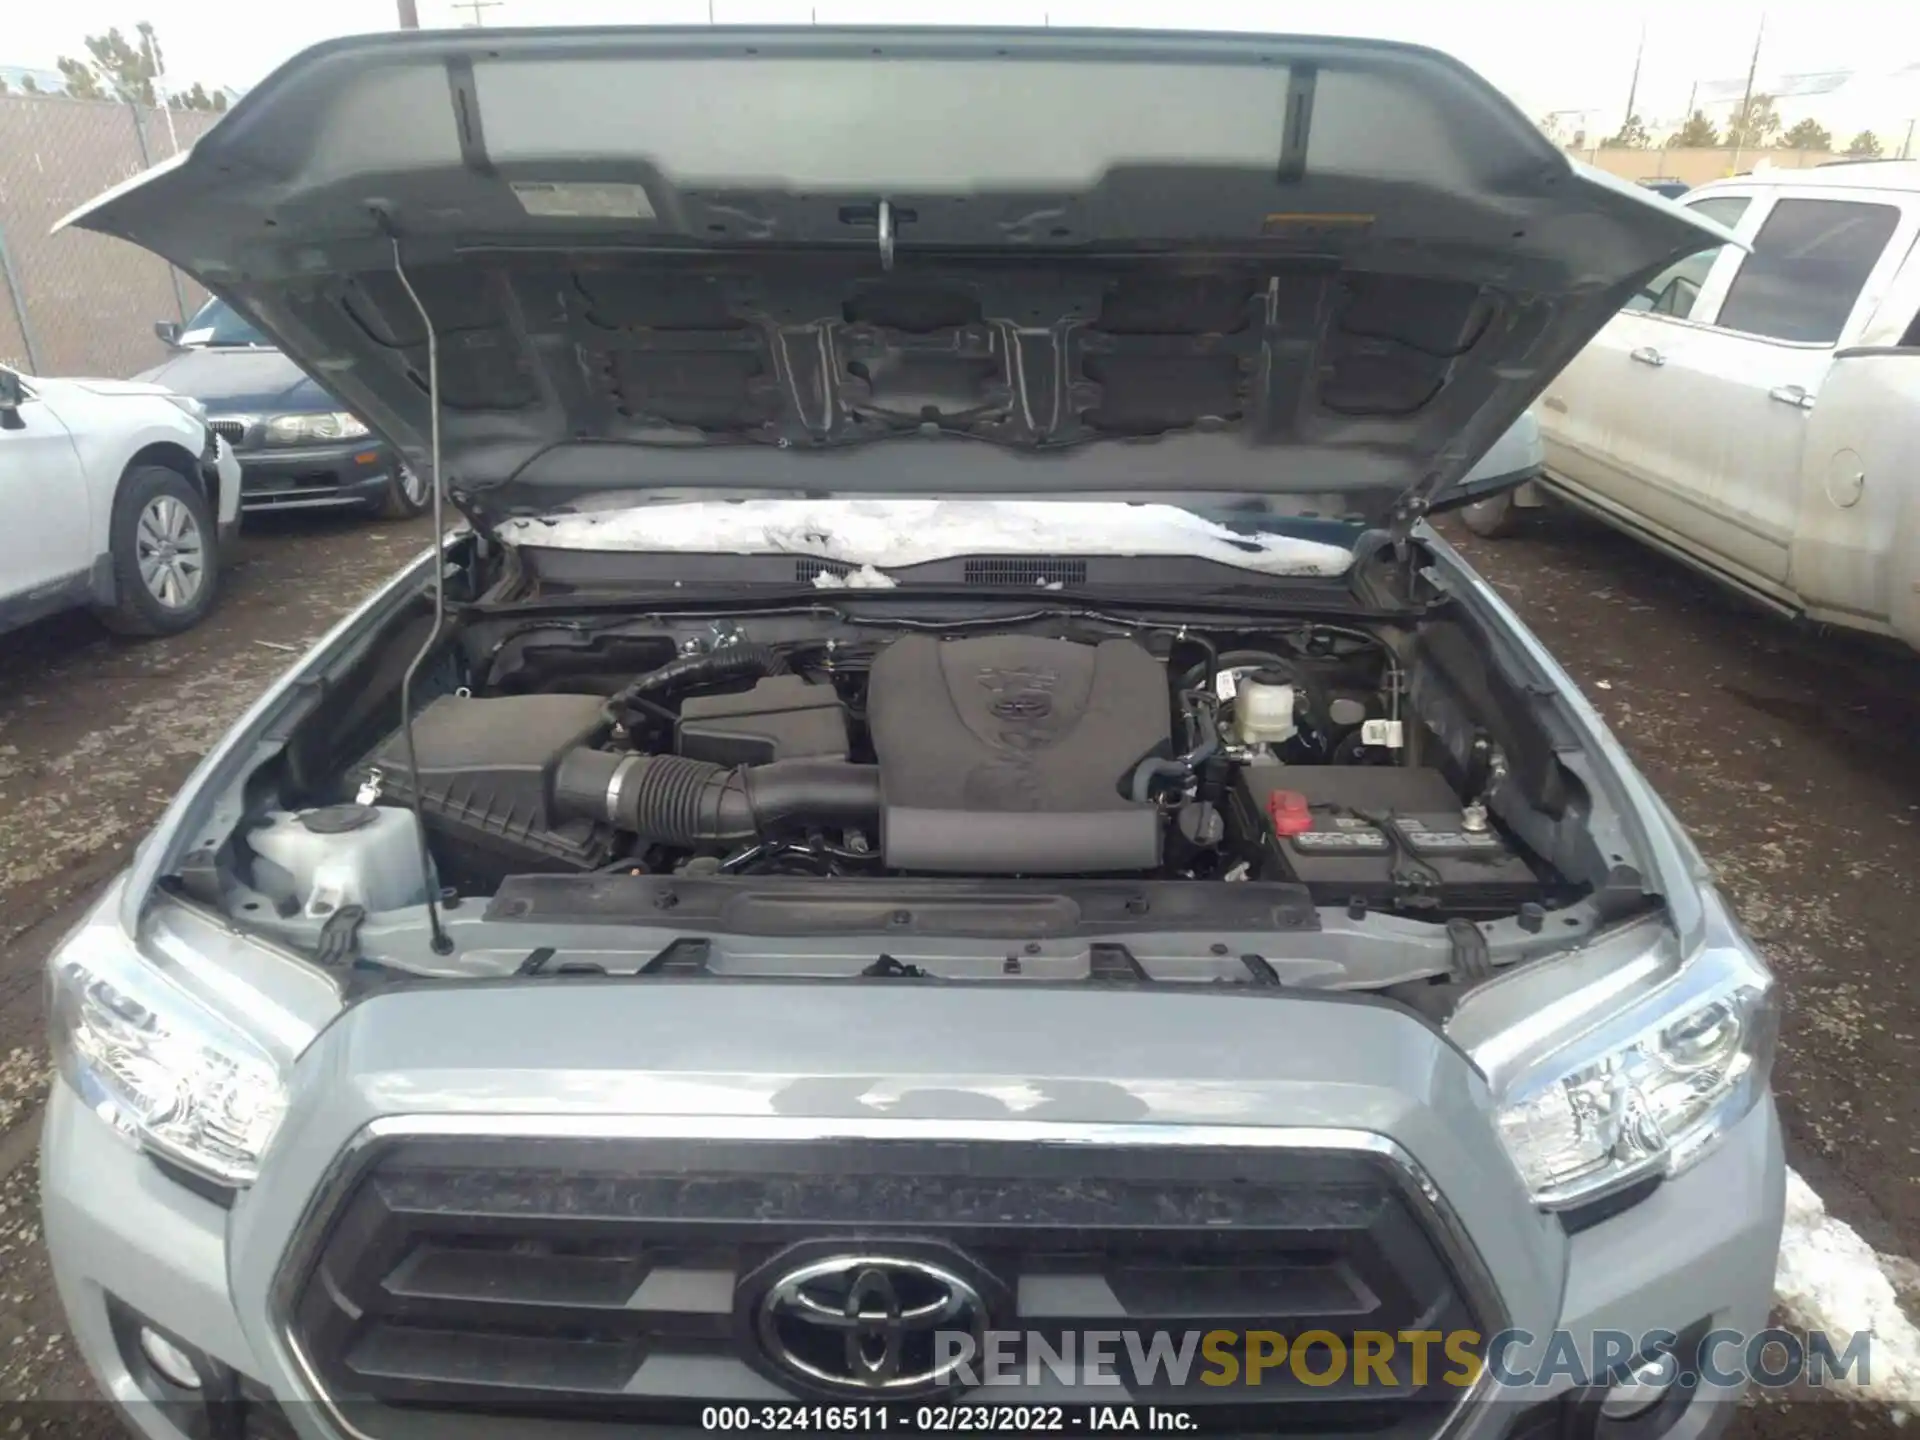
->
<box><xmin>62</xmin><ymin>26</ymin><xmax>1729</xmax><ymax>530</ymax></box>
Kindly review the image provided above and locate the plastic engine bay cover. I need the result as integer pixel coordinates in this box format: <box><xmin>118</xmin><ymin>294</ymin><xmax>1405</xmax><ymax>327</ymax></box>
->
<box><xmin>866</xmin><ymin>634</ymin><xmax>1168</xmax><ymax>873</ymax></box>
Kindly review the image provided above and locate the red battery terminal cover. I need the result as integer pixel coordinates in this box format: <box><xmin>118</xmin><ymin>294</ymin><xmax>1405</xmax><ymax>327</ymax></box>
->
<box><xmin>1267</xmin><ymin>789</ymin><xmax>1313</xmax><ymax>836</ymax></box>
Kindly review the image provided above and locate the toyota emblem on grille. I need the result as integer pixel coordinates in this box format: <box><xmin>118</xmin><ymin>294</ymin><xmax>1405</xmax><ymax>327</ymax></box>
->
<box><xmin>753</xmin><ymin>1254</ymin><xmax>987</xmax><ymax>1397</ymax></box>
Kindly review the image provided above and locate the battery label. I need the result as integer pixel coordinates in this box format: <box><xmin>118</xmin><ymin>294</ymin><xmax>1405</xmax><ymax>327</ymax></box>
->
<box><xmin>1289</xmin><ymin>817</ymin><xmax>1390</xmax><ymax>853</ymax></box>
<box><xmin>1393</xmin><ymin>816</ymin><xmax>1506</xmax><ymax>854</ymax></box>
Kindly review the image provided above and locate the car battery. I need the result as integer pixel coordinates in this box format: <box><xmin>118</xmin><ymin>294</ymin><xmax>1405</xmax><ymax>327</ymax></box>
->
<box><xmin>1228</xmin><ymin>765</ymin><xmax>1540</xmax><ymax>911</ymax></box>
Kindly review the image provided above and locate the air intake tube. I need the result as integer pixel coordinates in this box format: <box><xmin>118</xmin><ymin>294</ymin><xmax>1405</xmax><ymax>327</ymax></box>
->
<box><xmin>553</xmin><ymin>749</ymin><xmax>881</xmax><ymax>844</ymax></box>
<box><xmin>605</xmin><ymin>646</ymin><xmax>792</xmax><ymax>730</ymax></box>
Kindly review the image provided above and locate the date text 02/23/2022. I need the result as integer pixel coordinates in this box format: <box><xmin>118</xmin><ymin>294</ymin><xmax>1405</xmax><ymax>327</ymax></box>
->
<box><xmin>700</xmin><ymin>1405</ymin><xmax>1200</xmax><ymax>1432</ymax></box>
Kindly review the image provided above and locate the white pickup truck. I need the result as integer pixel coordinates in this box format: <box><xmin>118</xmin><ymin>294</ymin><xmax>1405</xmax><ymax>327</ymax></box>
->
<box><xmin>1467</xmin><ymin>159</ymin><xmax>1920</xmax><ymax>653</ymax></box>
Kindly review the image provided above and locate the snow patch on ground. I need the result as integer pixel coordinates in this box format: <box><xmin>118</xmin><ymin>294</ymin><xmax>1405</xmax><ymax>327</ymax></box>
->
<box><xmin>1776</xmin><ymin>1167</ymin><xmax>1920</xmax><ymax>1416</ymax></box>
<box><xmin>501</xmin><ymin>500</ymin><xmax>1355</xmax><ymax>578</ymax></box>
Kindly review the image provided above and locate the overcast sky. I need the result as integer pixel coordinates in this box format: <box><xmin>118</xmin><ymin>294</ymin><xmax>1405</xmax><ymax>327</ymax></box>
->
<box><xmin>7</xmin><ymin>0</ymin><xmax>1920</xmax><ymax>144</ymax></box>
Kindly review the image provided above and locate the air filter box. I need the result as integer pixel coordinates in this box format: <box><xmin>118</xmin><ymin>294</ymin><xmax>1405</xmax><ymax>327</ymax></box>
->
<box><xmin>359</xmin><ymin>693</ymin><xmax>614</xmax><ymax>884</ymax></box>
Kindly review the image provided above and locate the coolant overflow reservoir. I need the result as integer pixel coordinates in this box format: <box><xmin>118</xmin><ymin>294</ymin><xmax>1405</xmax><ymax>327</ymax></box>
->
<box><xmin>1234</xmin><ymin>668</ymin><xmax>1298</xmax><ymax>746</ymax></box>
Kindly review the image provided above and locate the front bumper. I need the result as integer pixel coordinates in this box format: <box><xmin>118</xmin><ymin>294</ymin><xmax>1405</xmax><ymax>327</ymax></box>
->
<box><xmin>230</xmin><ymin>440</ymin><xmax>394</xmax><ymax>512</ymax></box>
<box><xmin>43</xmin><ymin>977</ymin><xmax>1785</xmax><ymax>1440</ymax></box>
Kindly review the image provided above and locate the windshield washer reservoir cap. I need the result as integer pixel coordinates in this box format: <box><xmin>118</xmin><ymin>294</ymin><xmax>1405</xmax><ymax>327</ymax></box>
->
<box><xmin>299</xmin><ymin>804</ymin><xmax>380</xmax><ymax>835</ymax></box>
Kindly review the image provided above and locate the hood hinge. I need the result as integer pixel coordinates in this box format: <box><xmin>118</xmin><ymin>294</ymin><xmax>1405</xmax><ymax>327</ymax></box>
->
<box><xmin>446</xmin><ymin>484</ymin><xmax>503</xmax><ymax>541</ymax></box>
<box><xmin>1387</xmin><ymin>491</ymin><xmax>1431</xmax><ymax>595</ymax></box>
<box><xmin>1387</xmin><ymin>489</ymin><xmax>1429</xmax><ymax>548</ymax></box>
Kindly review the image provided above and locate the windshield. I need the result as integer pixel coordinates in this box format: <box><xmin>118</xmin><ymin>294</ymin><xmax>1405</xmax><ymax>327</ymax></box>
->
<box><xmin>179</xmin><ymin>297</ymin><xmax>269</xmax><ymax>348</ymax></box>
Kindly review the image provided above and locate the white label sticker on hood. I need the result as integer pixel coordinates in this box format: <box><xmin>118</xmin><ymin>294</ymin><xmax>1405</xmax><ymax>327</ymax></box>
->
<box><xmin>509</xmin><ymin>181</ymin><xmax>656</xmax><ymax>220</ymax></box>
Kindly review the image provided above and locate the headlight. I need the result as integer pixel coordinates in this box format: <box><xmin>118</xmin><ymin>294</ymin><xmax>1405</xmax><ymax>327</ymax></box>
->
<box><xmin>161</xmin><ymin>393</ymin><xmax>207</xmax><ymax>423</ymax></box>
<box><xmin>1449</xmin><ymin>893</ymin><xmax>1776</xmax><ymax>1208</ymax></box>
<box><xmin>48</xmin><ymin>893</ymin><xmax>293</xmax><ymax>1186</ymax></box>
<box><xmin>262</xmin><ymin>411</ymin><xmax>370</xmax><ymax>444</ymax></box>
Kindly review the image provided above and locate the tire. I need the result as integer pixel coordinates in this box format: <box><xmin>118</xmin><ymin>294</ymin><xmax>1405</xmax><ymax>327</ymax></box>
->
<box><xmin>373</xmin><ymin>461</ymin><xmax>430</xmax><ymax>520</ymax></box>
<box><xmin>1459</xmin><ymin>490</ymin><xmax>1523</xmax><ymax>539</ymax></box>
<box><xmin>96</xmin><ymin>464</ymin><xmax>220</xmax><ymax>637</ymax></box>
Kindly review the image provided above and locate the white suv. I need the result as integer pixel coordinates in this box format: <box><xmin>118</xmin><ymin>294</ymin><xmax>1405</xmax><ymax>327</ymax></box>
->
<box><xmin>0</xmin><ymin>364</ymin><xmax>242</xmax><ymax>638</ymax></box>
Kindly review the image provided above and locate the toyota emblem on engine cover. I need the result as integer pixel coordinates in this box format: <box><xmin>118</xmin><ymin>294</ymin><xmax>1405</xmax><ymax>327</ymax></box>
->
<box><xmin>751</xmin><ymin>1253</ymin><xmax>988</xmax><ymax>1397</ymax></box>
<box><xmin>990</xmin><ymin>693</ymin><xmax>1052</xmax><ymax>720</ymax></box>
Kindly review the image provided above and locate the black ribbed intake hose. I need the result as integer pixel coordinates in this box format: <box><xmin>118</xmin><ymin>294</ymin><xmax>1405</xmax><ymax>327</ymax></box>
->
<box><xmin>606</xmin><ymin>645</ymin><xmax>793</xmax><ymax>732</ymax></box>
<box><xmin>627</xmin><ymin>645</ymin><xmax>788</xmax><ymax>702</ymax></box>
<box><xmin>553</xmin><ymin>749</ymin><xmax>880</xmax><ymax>845</ymax></box>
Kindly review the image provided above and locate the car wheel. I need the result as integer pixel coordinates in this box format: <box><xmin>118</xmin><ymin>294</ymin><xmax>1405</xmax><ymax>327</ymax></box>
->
<box><xmin>374</xmin><ymin>462</ymin><xmax>431</xmax><ymax>520</ymax></box>
<box><xmin>97</xmin><ymin>464</ymin><xmax>220</xmax><ymax>637</ymax></box>
<box><xmin>1459</xmin><ymin>491</ymin><xmax>1522</xmax><ymax>539</ymax></box>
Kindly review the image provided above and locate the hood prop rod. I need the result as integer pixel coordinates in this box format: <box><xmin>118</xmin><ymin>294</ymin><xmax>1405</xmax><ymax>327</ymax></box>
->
<box><xmin>390</xmin><ymin>235</ymin><xmax>456</xmax><ymax>956</ymax></box>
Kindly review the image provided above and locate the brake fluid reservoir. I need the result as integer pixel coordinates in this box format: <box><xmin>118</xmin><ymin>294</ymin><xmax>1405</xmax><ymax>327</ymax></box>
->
<box><xmin>251</xmin><ymin>804</ymin><xmax>432</xmax><ymax>919</ymax></box>
<box><xmin>1234</xmin><ymin>669</ymin><xmax>1299</xmax><ymax>746</ymax></box>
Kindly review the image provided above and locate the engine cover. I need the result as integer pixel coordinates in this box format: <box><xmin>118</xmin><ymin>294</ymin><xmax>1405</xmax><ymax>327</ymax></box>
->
<box><xmin>866</xmin><ymin>634</ymin><xmax>1168</xmax><ymax>873</ymax></box>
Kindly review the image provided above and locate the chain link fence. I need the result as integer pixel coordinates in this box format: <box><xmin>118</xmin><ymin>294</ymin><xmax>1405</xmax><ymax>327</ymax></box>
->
<box><xmin>0</xmin><ymin>92</ymin><xmax>222</xmax><ymax>380</ymax></box>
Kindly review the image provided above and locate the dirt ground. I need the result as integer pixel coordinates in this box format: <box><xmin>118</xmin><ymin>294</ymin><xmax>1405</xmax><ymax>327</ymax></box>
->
<box><xmin>0</xmin><ymin>503</ymin><xmax>1913</xmax><ymax>1435</ymax></box>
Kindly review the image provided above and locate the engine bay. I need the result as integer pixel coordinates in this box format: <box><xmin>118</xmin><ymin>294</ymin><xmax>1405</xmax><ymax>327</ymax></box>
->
<box><xmin>279</xmin><ymin>611</ymin><xmax>1565</xmax><ymax>924</ymax></box>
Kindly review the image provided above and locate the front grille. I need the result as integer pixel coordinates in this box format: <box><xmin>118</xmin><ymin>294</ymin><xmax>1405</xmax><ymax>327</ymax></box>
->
<box><xmin>208</xmin><ymin>419</ymin><xmax>248</xmax><ymax>447</ymax></box>
<box><xmin>284</xmin><ymin>1127</ymin><xmax>1490</xmax><ymax>1438</ymax></box>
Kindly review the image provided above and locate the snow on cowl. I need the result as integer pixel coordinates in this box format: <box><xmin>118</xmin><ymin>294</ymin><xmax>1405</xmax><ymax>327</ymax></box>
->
<box><xmin>497</xmin><ymin>500</ymin><xmax>1356</xmax><ymax>578</ymax></box>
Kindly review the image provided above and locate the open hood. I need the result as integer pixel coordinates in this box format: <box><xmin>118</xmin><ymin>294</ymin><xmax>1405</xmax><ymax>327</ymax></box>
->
<box><xmin>64</xmin><ymin>27</ymin><xmax>1731</xmax><ymax>534</ymax></box>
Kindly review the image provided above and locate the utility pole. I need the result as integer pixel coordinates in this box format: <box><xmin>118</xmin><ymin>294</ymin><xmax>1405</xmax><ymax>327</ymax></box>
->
<box><xmin>1903</xmin><ymin>118</ymin><xmax>1916</xmax><ymax>161</ymax></box>
<box><xmin>1622</xmin><ymin>20</ymin><xmax>1646</xmax><ymax>135</ymax></box>
<box><xmin>397</xmin><ymin>0</ymin><xmax>420</xmax><ymax>26</ymax></box>
<box><xmin>141</xmin><ymin>24</ymin><xmax>179</xmax><ymax>152</ymax></box>
<box><xmin>452</xmin><ymin>0</ymin><xmax>502</xmax><ymax>25</ymax></box>
<box><xmin>1728</xmin><ymin>13</ymin><xmax>1766</xmax><ymax>175</ymax></box>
